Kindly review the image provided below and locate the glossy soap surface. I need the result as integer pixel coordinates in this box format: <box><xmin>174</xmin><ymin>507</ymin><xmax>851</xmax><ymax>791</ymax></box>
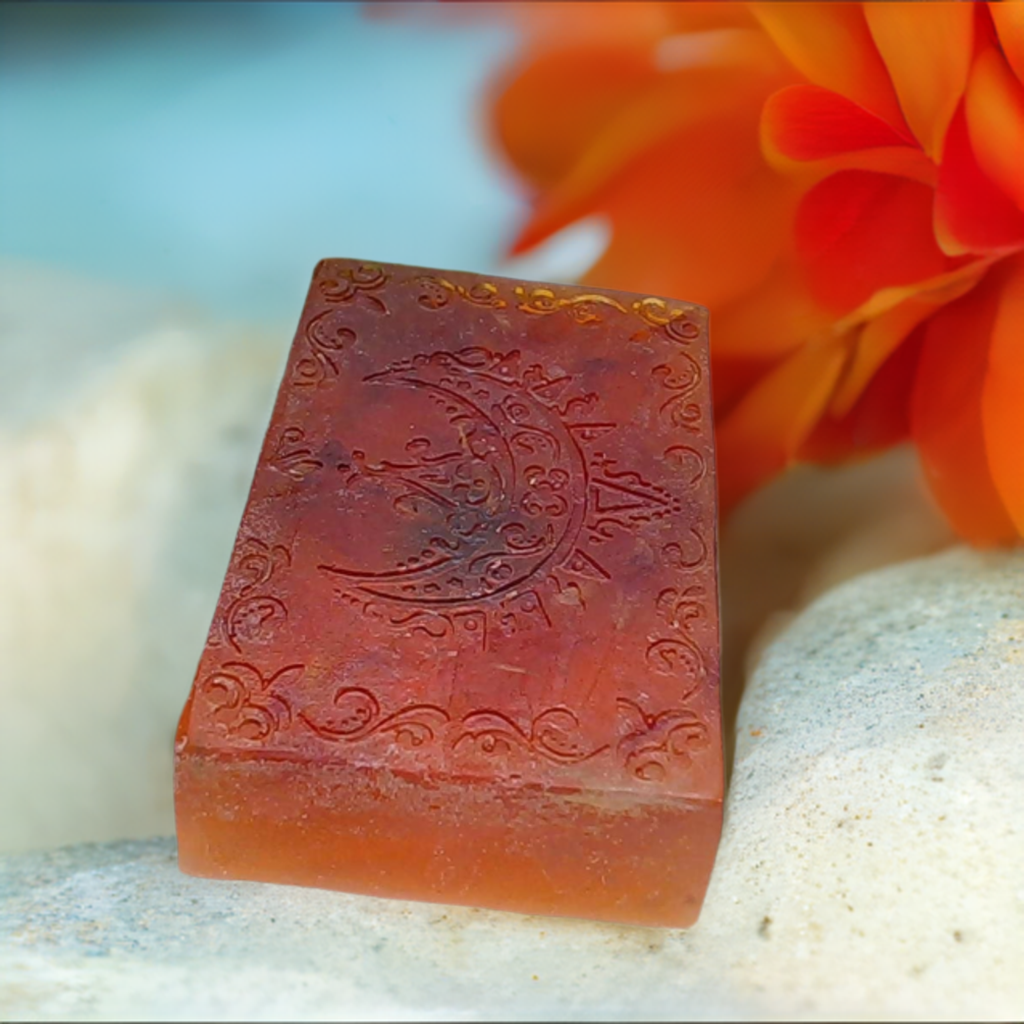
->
<box><xmin>174</xmin><ymin>260</ymin><xmax>723</xmax><ymax>927</ymax></box>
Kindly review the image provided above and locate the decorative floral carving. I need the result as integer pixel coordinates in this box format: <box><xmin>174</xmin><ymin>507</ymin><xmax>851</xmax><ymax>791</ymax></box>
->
<box><xmin>293</xmin><ymin>310</ymin><xmax>356</xmax><ymax>387</ymax></box>
<box><xmin>412</xmin><ymin>274</ymin><xmax>703</xmax><ymax>342</ymax></box>
<box><xmin>646</xmin><ymin>553</ymin><xmax>708</xmax><ymax>703</ymax></box>
<box><xmin>663</xmin><ymin>445</ymin><xmax>706</xmax><ymax>486</ymax></box>
<box><xmin>318</xmin><ymin>264</ymin><xmax>388</xmax><ymax>311</ymax></box>
<box><xmin>218</xmin><ymin>538</ymin><xmax>291</xmax><ymax>652</ymax></box>
<box><xmin>513</xmin><ymin>285</ymin><xmax>630</xmax><ymax>324</ymax></box>
<box><xmin>653</xmin><ymin>355</ymin><xmax>703</xmax><ymax>432</ymax></box>
<box><xmin>199</xmin><ymin>665</ymin><xmax>715</xmax><ymax>782</ymax></box>
<box><xmin>201</xmin><ymin>661</ymin><xmax>302</xmax><ymax>742</ymax></box>
<box><xmin>662</xmin><ymin>529</ymin><xmax>707</xmax><ymax>570</ymax></box>
<box><xmin>270</xmin><ymin>426</ymin><xmax>324</xmax><ymax>480</ymax></box>
<box><xmin>453</xmin><ymin>707</ymin><xmax>608</xmax><ymax>765</ymax></box>
<box><xmin>616</xmin><ymin>697</ymin><xmax>709</xmax><ymax>782</ymax></box>
<box><xmin>299</xmin><ymin>687</ymin><xmax>449</xmax><ymax>749</ymax></box>
<box><xmin>655</xmin><ymin>584</ymin><xmax>706</xmax><ymax>633</ymax></box>
<box><xmin>630</xmin><ymin>297</ymin><xmax>702</xmax><ymax>342</ymax></box>
<box><xmin>645</xmin><ymin>637</ymin><xmax>705</xmax><ymax>696</ymax></box>
<box><xmin>415</xmin><ymin>276</ymin><xmax>507</xmax><ymax>310</ymax></box>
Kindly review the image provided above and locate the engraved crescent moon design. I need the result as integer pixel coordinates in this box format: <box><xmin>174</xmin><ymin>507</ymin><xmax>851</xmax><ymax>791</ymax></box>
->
<box><xmin>319</xmin><ymin>349</ymin><xmax>588</xmax><ymax>606</ymax></box>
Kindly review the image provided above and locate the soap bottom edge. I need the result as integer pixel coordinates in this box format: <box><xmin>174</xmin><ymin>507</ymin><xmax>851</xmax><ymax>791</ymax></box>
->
<box><xmin>174</xmin><ymin>749</ymin><xmax>723</xmax><ymax>929</ymax></box>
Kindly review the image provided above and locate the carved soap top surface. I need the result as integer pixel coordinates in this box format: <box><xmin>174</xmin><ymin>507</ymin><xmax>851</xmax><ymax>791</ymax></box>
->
<box><xmin>181</xmin><ymin>259</ymin><xmax>720</xmax><ymax>800</ymax></box>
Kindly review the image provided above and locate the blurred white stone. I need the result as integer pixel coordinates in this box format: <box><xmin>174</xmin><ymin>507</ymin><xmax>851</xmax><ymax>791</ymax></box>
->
<box><xmin>720</xmin><ymin>446</ymin><xmax>956</xmax><ymax>726</ymax></box>
<box><xmin>0</xmin><ymin>839</ymin><xmax>752</xmax><ymax>1022</ymax></box>
<box><xmin>717</xmin><ymin>546</ymin><xmax>1024</xmax><ymax>1019</ymax></box>
<box><xmin>0</xmin><ymin>259</ymin><xmax>285</xmax><ymax>854</ymax></box>
<box><xmin>2</xmin><ymin>547</ymin><xmax>1022</xmax><ymax>1020</ymax></box>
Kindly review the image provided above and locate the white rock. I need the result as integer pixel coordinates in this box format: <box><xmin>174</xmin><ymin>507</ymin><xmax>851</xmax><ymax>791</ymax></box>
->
<box><xmin>2</xmin><ymin>547</ymin><xmax>1021</xmax><ymax>1020</ymax></box>
<box><xmin>0</xmin><ymin>259</ymin><xmax>286</xmax><ymax>854</ymax></box>
<box><xmin>719</xmin><ymin>444</ymin><xmax>955</xmax><ymax>712</ymax></box>
<box><xmin>713</xmin><ymin>546</ymin><xmax>1024</xmax><ymax>1018</ymax></box>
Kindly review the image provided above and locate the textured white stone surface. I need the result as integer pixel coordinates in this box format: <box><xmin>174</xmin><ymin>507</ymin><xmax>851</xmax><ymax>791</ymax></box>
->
<box><xmin>720</xmin><ymin>546</ymin><xmax>1024</xmax><ymax>1019</ymax></box>
<box><xmin>0</xmin><ymin>259</ymin><xmax>285</xmax><ymax>854</ymax></box>
<box><xmin>3</xmin><ymin>548</ymin><xmax>1022</xmax><ymax>1020</ymax></box>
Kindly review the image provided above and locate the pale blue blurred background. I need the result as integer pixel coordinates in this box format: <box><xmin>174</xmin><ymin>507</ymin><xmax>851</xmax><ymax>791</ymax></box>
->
<box><xmin>0</xmin><ymin>2</ymin><xmax>537</xmax><ymax>324</ymax></box>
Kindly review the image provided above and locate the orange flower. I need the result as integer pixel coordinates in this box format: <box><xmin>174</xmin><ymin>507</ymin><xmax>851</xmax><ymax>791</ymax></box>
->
<box><xmin>487</xmin><ymin>1</ymin><xmax>1024</xmax><ymax>543</ymax></box>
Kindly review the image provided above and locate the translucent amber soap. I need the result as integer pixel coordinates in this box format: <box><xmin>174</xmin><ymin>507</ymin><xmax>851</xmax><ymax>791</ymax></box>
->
<box><xmin>174</xmin><ymin>259</ymin><xmax>722</xmax><ymax>927</ymax></box>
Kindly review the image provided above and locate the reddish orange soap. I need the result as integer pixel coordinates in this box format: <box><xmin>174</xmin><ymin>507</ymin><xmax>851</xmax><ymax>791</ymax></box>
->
<box><xmin>174</xmin><ymin>260</ymin><xmax>722</xmax><ymax>927</ymax></box>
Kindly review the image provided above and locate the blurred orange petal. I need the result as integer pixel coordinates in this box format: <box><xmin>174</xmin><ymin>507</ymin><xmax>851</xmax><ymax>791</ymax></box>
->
<box><xmin>830</xmin><ymin>258</ymin><xmax>992</xmax><ymax>414</ymax></box>
<box><xmin>760</xmin><ymin>80</ymin><xmax>934</xmax><ymax>186</ymax></box>
<box><xmin>484</xmin><ymin>0</ymin><xmax>1024</xmax><ymax>545</ymax></box>
<box><xmin>581</xmin><ymin>133</ymin><xmax>800</xmax><ymax>310</ymax></box>
<box><xmin>935</xmin><ymin>100</ymin><xmax>1024</xmax><ymax>256</ymax></box>
<box><xmin>749</xmin><ymin>2</ymin><xmax>906</xmax><ymax>128</ymax></box>
<box><xmin>763</xmin><ymin>146</ymin><xmax>937</xmax><ymax>190</ymax></box>
<box><xmin>911</xmin><ymin>270</ymin><xmax>1018</xmax><ymax>544</ymax></box>
<box><xmin>795</xmin><ymin>170</ymin><xmax>953</xmax><ymax>314</ymax></box>
<box><xmin>964</xmin><ymin>45</ymin><xmax>1024</xmax><ymax>211</ymax></box>
<box><xmin>711</xmin><ymin>256</ymin><xmax>832</xmax><ymax>415</ymax></box>
<box><xmin>498</xmin><ymin>1</ymin><xmax>756</xmax><ymax>45</ymax></box>
<box><xmin>981</xmin><ymin>255</ymin><xmax>1024</xmax><ymax>534</ymax></box>
<box><xmin>864</xmin><ymin>2</ymin><xmax>973</xmax><ymax>161</ymax></box>
<box><xmin>711</xmin><ymin>353</ymin><xmax>785</xmax><ymax>420</ymax></box>
<box><xmin>491</xmin><ymin>44</ymin><xmax>660</xmax><ymax>192</ymax></box>
<box><xmin>510</xmin><ymin>31</ymin><xmax>791</xmax><ymax>255</ymax></box>
<box><xmin>712</xmin><ymin>256</ymin><xmax>830</xmax><ymax>362</ymax></box>
<box><xmin>716</xmin><ymin>338</ymin><xmax>848</xmax><ymax>513</ymax></box>
<box><xmin>830</xmin><ymin>301</ymin><xmax>936</xmax><ymax>419</ymax></box>
<box><xmin>799</xmin><ymin>322</ymin><xmax>925</xmax><ymax>464</ymax></box>
<box><xmin>656</xmin><ymin>1</ymin><xmax>760</xmax><ymax>35</ymax></box>
<box><xmin>762</xmin><ymin>84</ymin><xmax>912</xmax><ymax>160</ymax></box>
<box><xmin>990</xmin><ymin>0</ymin><xmax>1024</xmax><ymax>84</ymax></box>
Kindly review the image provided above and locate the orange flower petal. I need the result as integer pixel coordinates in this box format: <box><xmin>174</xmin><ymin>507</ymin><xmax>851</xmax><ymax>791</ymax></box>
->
<box><xmin>795</xmin><ymin>170</ymin><xmax>953</xmax><ymax>315</ymax></box>
<box><xmin>710</xmin><ymin>255</ymin><xmax>832</xmax><ymax>417</ymax></box>
<box><xmin>864</xmin><ymin>2</ymin><xmax>974</xmax><ymax>161</ymax></box>
<box><xmin>762</xmin><ymin>84</ymin><xmax>913</xmax><ymax>161</ymax></box>
<box><xmin>490</xmin><ymin>44</ymin><xmax>660</xmax><ymax>192</ymax></box>
<box><xmin>990</xmin><ymin>0</ymin><xmax>1024</xmax><ymax>84</ymax></box>
<box><xmin>830</xmin><ymin>300</ymin><xmax>937</xmax><ymax>419</ymax></box>
<box><xmin>910</xmin><ymin>270</ymin><xmax>1018</xmax><ymax>544</ymax></box>
<box><xmin>763</xmin><ymin>146</ymin><xmax>937</xmax><ymax>190</ymax></box>
<box><xmin>964</xmin><ymin>46</ymin><xmax>1024</xmax><ymax>212</ymax></box>
<box><xmin>711</xmin><ymin>255</ymin><xmax>831</xmax><ymax>362</ymax></box>
<box><xmin>799</xmin><ymin>322</ymin><xmax>925</xmax><ymax>464</ymax></box>
<box><xmin>509</xmin><ymin>31</ymin><xmax>791</xmax><ymax>256</ymax></box>
<box><xmin>981</xmin><ymin>255</ymin><xmax>1024</xmax><ymax>534</ymax></box>
<box><xmin>749</xmin><ymin>2</ymin><xmax>906</xmax><ymax>128</ymax></box>
<box><xmin>935</xmin><ymin>100</ymin><xmax>1024</xmax><ymax>256</ymax></box>
<box><xmin>711</xmin><ymin>353</ymin><xmax>786</xmax><ymax>420</ymax></box>
<box><xmin>511</xmin><ymin>43</ymin><xmax>800</xmax><ymax>310</ymax></box>
<box><xmin>580</xmin><ymin>134</ymin><xmax>800</xmax><ymax>310</ymax></box>
<box><xmin>716</xmin><ymin>338</ymin><xmax>848</xmax><ymax>514</ymax></box>
<box><xmin>659</xmin><ymin>2</ymin><xmax>761</xmax><ymax>35</ymax></box>
<box><xmin>495</xmin><ymin>2</ymin><xmax>755</xmax><ymax>46</ymax></box>
<box><xmin>830</xmin><ymin>258</ymin><xmax>992</xmax><ymax>414</ymax></box>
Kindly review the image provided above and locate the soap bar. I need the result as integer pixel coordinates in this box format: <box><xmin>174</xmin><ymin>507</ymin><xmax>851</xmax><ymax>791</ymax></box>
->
<box><xmin>174</xmin><ymin>259</ymin><xmax>722</xmax><ymax>928</ymax></box>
